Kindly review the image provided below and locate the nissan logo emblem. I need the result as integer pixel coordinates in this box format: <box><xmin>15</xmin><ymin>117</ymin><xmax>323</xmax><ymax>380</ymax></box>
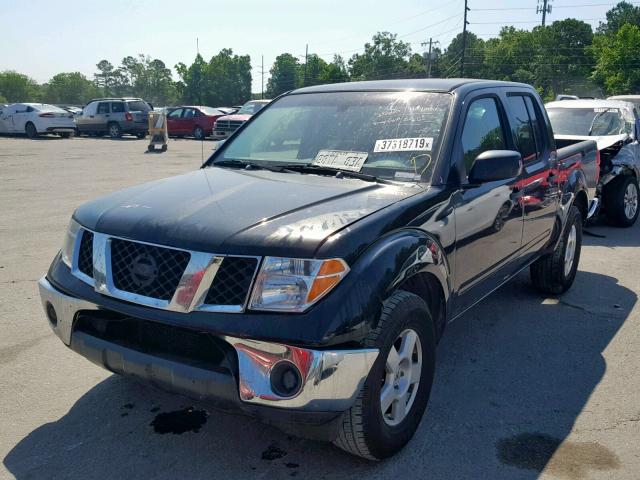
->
<box><xmin>129</xmin><ymin>253</ymin><xmax>158</xmax><ymax>288</ymax></box>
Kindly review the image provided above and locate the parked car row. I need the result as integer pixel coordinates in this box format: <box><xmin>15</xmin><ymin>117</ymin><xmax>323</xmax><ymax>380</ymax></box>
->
<box><xmin>0</xmin><ymin>97</ymin><xmax>267</xmax><ymax>140</ymax></box>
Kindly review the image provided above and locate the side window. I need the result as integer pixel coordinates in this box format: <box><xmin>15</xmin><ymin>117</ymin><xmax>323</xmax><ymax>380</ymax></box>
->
<box><xmin>507</xmin><ymin>95</ymin><xmax>538</xmax><ymax>163</ymax></box>
<box><xmin>26</xmin><ymin>106</ymin><xmax>34</xmax><ymax>113</ymax></box>
<box><xmin>167</xmin><ymin>108</ymin><xmax>184</xmax><ymax>119</ymax></box>
<box><xmin>97</xmin><ymin>102</ymin><xmax>110</xmax><ymax>114</ymax></box>
<box><xmin>183</xmin><ymin>108</ymin><xmax>196</xmax><ymax>119</ymax></box>
<box><xmin>461</xmin><ymin>97</ymin><xmax>507</xmax><ymax>174</ymax></box>
<box><xmin>111</xmin><ymin>102</ymin><xmax>124</xmax><ymax>113</ymax></box>
<box><xmin>524</xmin><ymin>96</ymin><xmax>545</xmax><ymax>157</ymax></box>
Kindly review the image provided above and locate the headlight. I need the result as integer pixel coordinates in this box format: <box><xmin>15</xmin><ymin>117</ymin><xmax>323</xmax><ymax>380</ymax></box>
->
<box><xmin>61</xmin><ymin>218</ymin><xmax>82</xmax><ymax>267</ymax></box>
<box><xmin>249</xmin><ymin>257</ymin><xmax>349</xmax><ymax>312</ymax></box>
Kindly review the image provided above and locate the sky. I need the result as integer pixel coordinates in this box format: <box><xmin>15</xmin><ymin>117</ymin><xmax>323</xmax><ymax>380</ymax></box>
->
<box><xmin>0</xmin><ymin>0</ymin><xmax>624</xmax><ymax>92</ymax></box>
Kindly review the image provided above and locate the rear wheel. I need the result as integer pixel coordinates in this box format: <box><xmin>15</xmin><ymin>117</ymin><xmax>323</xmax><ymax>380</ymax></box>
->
<box><xmin>605</xmin><ymin>176</ymin><xmax>639</xmax><ymax>227</ymax></box>
<box><xmin>59</xmin><ymin>132</ymin><xmax>71</xmax><ymax>138</ymax></box>
<box><xmin>334</xmin><ymin>290</ymin><xmax>435</xmax><ymax>460</ymax></box>
<box><xmin>136</xmin><ymin>131</ymin><xmax>147</xmax><ymax>139</ymax></box>
<box><xmin>108</xmin><ymin>122</ymin><xmax>122</xmax><ymax>139</ymax></box>
<box><xmin>530</xmin><ymin>205</ymin><xmax>582</xmax><ymax>295</ymax></box>
<box><xmin>25</xmin><ymin>122</ymin><xmax>37</xmax><ymax>139</ymax></box>
<box><xmin>193</xmin><ymin>126</ymin><xmax>205</xmax><ymax>140</ymax></box>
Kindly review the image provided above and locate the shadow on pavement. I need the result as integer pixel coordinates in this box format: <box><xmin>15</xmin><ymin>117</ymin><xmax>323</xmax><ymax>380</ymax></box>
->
<box><xmin>3</xmin><ymin>271</ymin><xmax>634</xmax><ymax>479</ymax></box>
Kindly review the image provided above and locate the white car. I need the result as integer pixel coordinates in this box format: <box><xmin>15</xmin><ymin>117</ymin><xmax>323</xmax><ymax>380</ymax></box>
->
<box><xmin>0</xmin><ymin>103</ymin><xmax>76</xmax><ymax>138</ymax></box>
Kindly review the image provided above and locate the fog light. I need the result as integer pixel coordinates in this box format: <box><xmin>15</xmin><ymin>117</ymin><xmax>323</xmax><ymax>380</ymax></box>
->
<box><xmin>270</xmin><ymin>361</ymin><xmax>302</xmax><ymax>398</ymax></box>
<box><xmin>46</xmin><ymin>302</ymin><xmax>58</xmax><ymax>327</ymax></box>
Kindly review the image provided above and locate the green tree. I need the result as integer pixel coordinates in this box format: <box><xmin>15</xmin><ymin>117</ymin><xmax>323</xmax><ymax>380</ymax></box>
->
<box><xmin>203</xmin><ymin>49</ymin><xmax>252</xmax><ymax>105</ymax></box>
<box><xmin>597</xmin><ymin>1</ymin><xmax>640</xmax><ymax>35</ymax></box>
<box><xmin>43</xmin><ymin>72</ymin><xmax>100</xmax><ymax>104</ymax></box>
<box><xmin>175</xmin><ymin>53</ymin><xmax>207</xmax><ymax>104</ymax></box>
<box><xmin>0</xmin><ymin>71</ymin><xmax>41</xmax><ymax>102</ymax></box>
<box><xmin>592</xmin><ymin>23</ymin><xmax>640</xmax><ymax>94</ymax></box>
<box><xmin>319</xmin><ymin>55</ymin><xmax>350</xmax><ymax>84</ymax></box>
<box><xmin>300</xmin><ymin>54</ymin><xmax>328</xmax><ymax>87</ymax></box>
<box><xmin>348</xmin><ymin>32</ymin><xmax>412</xmax><ymax>80</ymax></box>
<box><xmin>266</xmin><ymin>53</ymin><xmax>300</xmax><ymax>97</ymax></box>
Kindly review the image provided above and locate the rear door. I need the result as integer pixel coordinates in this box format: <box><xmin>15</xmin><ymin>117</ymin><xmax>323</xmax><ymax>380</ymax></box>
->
<box><xmin>12</xmin><ymin>104</ymin><xmax>31</xmax><ymax>132</ymax></box>
<box><xmin>452</xmin><ymin>94</ymin><xmax>524</xmax><ymax>316</ymax></box>
<box><xmin>0</xmin><ymin>105</ymin><xmax>12</xmax><ymax>132</ymax></box>
<box><xmin>182</xmin><ymin>108</ymin><xmax>197</xmax><ymax>135</ymax></box>
<box><xmin>505</xmin><ymin>92</ymin><xmax>559</xmax><ymax>252</ymax></box>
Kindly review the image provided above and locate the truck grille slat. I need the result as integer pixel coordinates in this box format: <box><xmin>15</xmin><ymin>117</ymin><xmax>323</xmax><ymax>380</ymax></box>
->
<box><xmin>205</xmin><ymin>257</ymin><xmax>258</xmax><ymax>306</ymax></box>
<box><xmin>110</xmin><ymin>239</ymin><xmax>190</xmax><ymax>301</ymax></box>
<box><xmin>78</xmin><ymin>230</ymin><xmax>94</xmax><ymax>278</ymax></box>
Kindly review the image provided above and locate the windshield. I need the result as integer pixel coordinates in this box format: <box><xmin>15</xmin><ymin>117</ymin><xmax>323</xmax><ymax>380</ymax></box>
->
<box><xmin>547</xmin><ymin>107</ymin><xmax>633</xmax><ymax>136</ymax></box>
<box><xmin>237</xmin><ymin>101</ymin><xmax>267</xmax><ymax>115</ymax></box>
<box><xmin>214</xmin><ymin>91</ymin><xmax>451</xmax><ymax>182</ymax></box>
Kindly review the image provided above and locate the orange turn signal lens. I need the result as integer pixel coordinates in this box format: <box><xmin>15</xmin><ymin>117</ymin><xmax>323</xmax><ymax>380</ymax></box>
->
<box><xmin>306</xmin><ymin>259</ymin><xmax>349</xmax><ymax>303</ymax></box>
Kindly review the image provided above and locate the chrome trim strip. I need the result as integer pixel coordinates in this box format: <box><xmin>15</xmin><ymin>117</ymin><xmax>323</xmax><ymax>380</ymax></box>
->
<box><xmin>74</xmin><ymin>227</ymin><xmax>260</xmax><ymax>313</ymax></box>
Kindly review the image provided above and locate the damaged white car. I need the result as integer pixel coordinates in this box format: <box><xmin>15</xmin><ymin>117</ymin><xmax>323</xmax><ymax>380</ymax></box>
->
<box><xmin>547</xmin><ymin>99</ymin><xmax>640</xmax><ymax>227</ymax></box>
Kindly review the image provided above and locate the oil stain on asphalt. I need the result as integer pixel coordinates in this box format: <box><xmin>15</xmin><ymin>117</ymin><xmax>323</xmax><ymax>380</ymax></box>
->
<box><xmin>150</xmin><ymin>407</ymin><xmax>208</xmax><ymax>434</ymax></box>
<box><xmin>496</xmin><ymin>432</ymin><xmax>620</xmax><ymax>479</ymax></box>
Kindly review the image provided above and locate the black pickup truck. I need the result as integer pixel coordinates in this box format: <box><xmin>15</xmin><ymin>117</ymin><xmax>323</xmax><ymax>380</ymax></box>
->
<box><xmin>40</xmin><ymin>79</ymin><xmax>592</xmax><ymax>460</ymax></box>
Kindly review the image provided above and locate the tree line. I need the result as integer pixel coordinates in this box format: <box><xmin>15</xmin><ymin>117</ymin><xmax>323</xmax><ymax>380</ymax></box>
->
<box><xmin>1</xmin><ymin>2</ymin><xmax>639</xmax><ymax>107</ymax></box>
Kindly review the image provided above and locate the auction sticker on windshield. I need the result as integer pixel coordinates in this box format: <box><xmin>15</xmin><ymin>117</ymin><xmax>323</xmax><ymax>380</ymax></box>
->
<box><xmin>312</xmin><ymin>150</ymin><xmax>369</xmax><ymax>172</ymax></box>
<box><xmin>374</xmin><ymin>137</ymin><xmax>433</xmax><ymax>153</ymax></box>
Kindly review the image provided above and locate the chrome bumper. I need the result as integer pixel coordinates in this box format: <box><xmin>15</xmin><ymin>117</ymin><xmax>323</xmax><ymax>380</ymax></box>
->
<box><xmin>38</xmin><ymin>276</ymin><xmax>378</xmax><ymax>412</ymax></box>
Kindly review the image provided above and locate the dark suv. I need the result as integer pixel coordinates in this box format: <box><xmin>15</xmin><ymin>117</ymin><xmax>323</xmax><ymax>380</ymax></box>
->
<box><xmin>77</xmin><ymin>98</ymin><xmax>151</xmax><ymax>138</ymax></box>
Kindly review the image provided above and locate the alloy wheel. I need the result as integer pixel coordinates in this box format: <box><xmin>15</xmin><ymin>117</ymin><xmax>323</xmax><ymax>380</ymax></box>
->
<box><xmin>380</xmin><ymin>328</ymin><xmax>422</xmax><ymax>426</ymax></box>
<box><xmin>624</xmin><ymin>182</ymin><xmax>638</xmax><ymax>220</ymax></box>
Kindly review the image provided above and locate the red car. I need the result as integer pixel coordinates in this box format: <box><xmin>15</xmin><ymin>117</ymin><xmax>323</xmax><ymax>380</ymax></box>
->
<box><xmin>166</xmin><ymin>106</ymin><xmax>228</xmax><ymax>140</ymax></box>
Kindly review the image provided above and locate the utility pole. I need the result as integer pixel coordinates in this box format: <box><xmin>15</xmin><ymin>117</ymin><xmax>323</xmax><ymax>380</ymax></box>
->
<box><xmin>421</xmin><ymin>38</ymin><xmax>440</xmax><ymax>78</ymax></box>
<box><xmin>460</xmin><ymin>0</ymin><xmax>470</xmax><ymax>77</ymax></box>
<box><xmin>537</xmin><ymin>0</ymin><xmax>552</xmax><ymax>26</ymax></box>
<box><xmin>303</xmin><ymin>44</ymin><xmax>308</xmax><ymax>87</ymax></box>
<box><xmin>261</xmin><ymin>55</ymin><xmax>264</xmax><ymax>99</ymax></box>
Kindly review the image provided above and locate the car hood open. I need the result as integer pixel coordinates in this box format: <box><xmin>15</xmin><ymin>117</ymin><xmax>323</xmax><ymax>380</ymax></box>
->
<box><xmin>73</xmin><ymin>167</ymin><xmax>421</xmax><ymax>258</ymax></box>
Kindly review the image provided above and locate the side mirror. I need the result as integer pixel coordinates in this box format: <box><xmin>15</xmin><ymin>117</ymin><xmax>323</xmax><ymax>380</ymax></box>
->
<box><xmin>468</xmin><ymin>150</ymin><xmax>523</xmax><ymax>184</ymax></box>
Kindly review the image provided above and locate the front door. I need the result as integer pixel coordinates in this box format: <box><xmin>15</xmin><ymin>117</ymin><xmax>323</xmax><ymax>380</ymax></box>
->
<box><xmin>453</xmin><ymin>95</ymin><xmax>524</xmax><ymax>316</ymax></box>
<box><xmin>167</xmin><ymin>108</ymin><xmax>185</xmax><ymax>135</ymax></box>
<box><xmin>95</xmin><ymin>102</ymin><xmax>111</xmax><ymax>131</ymax></box>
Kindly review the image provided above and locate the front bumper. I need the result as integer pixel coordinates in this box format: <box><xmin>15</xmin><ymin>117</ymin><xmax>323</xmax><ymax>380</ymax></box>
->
<box><xmin>38</xmin><ymin>276</ymin><xmax>377</xmax><ymax>419</ymax></box>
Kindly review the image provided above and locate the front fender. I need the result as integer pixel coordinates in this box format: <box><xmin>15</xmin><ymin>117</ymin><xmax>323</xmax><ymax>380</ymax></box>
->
<box><xmin>319</xmin><ymin>229</ymin><xmax>451</xmax><ymax>345</ymax></box>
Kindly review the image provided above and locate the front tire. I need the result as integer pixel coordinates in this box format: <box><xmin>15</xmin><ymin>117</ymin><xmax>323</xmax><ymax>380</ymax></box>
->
<box><xmin>605</xmin><ymin>176</ymin><xmax>639</xmax><ymax>227</ymax></box>
<box><xmin>108</xmin><ymin>122</ymin><xmax>122</xmax><ymax>139</ymax></box>
<box><xmin>334</xmin><ymin>290</ymin><xmax>435</xmax><ymax>460</ymax></box>
<box><xmin>136</xmin><ymin>131</ymin><xmax>147</xmax><ymax>139</ymax></box>
<box><xmin>530</xmin><ymin>205</ymin><xmax>582</xmax><ymax>295</ymax></box>
<box><xmin>25</xmin><ymin>122</ymin><xmax>37</xmax><ymax>139</ymax></box>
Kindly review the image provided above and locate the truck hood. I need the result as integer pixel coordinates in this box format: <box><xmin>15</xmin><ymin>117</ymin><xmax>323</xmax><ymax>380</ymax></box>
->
<box><xmin>217</xmin><ymin>114</ymin><xmax>251</xmax><ymax>122</ymax></box>
<box><xmin>74</xmin><ymin>167</ymin><xmax>421</xmax><ymax>257</ymax></box>
<box><xmin>554</xmin><ymin>133</ymin><xmax>629</xmax><ymax>151</ymax></box>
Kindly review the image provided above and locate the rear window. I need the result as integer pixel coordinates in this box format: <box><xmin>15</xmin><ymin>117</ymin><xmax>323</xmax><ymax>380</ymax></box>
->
<box><xmin>97</xmin><ymin>102</ymin><xmax>110</xmax><ymax>114</ymax></box>
<box><xmin>34</xmin><ymin>104</ymin><xmax>67</xmax><ymax>113</ymax></box>
<box><xmin>111</xmin><ymin>102</ymin><xmax>125</xmax><ymax>113</ymax></box>
<box><xmin>127</xmin><ymin>101</ymin><xmax>151</xmax><ymax>112</ymax></box>
<box><xmin>200</xmin><ymin>106</ymin><xmax>223</xmax><ymax>115</ymax></box>
<box><xmin>237</xmin><ymin>101</ymin><xmax>267</xmax><ymax>115</ymax></box>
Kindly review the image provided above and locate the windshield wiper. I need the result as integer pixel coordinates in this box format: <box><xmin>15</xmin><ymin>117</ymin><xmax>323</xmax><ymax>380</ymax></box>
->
<box><xmin>278</xmin><ymin>163</ymin><xmax>392</xmax><ymax>184</ymax></box>
<box><xmin>211</xmin><ymin>159</ymin><xmax>293</xmax><ymax>173</ymax></box>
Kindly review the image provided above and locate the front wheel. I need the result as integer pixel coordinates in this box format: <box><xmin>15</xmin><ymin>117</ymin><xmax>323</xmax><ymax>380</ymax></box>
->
<box><xmin>334</xmin><ymin>290</ymin><xmax>435</xmax><ymax>460</ymax></box>
<box><xmin>136</xmin><ymin>131</ymin><xmax>147</xmax><ymax>139</ymax></box>
<box><xmin>108</xmin><ymin>122</ymin><xmax>122</xmax><ymax>139</ymax></box>
<box><xmin>25</xmin><ymin>122</ymin><xmax>37</xmax><ymax>139</ymax></box>
<box><xmin>530</xmin><ymin>205</ymin><xmax>582</xmax><ymax>295</ymax></box>
<box><xmin>605</xmin><ymin>176</ymin><xmax>639</xmax><ymax>227</ymax></box>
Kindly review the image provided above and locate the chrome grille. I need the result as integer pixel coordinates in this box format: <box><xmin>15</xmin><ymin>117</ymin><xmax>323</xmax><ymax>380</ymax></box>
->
<box><xmin>110</xmin><ymin>238</ymin><xmax>190</xmax><ymax>301</ymax></box>
<box><xmin>215</xmin><ymin>120</ymin><xmax>244</xmax><ymax>132</ymax></box>
<box><xmin>205</xmin><ymin>257</ymin><xmax>258</xmax><ymax>306</ymax></box>
<box><xmin>78</xmin><ymin>230</ymin><xmax>94</xmax><ymax>278</ymax></box>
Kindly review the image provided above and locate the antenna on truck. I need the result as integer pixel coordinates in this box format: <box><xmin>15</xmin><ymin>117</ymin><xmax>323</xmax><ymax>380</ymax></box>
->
<box><xmin>197</xmin><ymin>37</ymin><xmax>205</xmax><ymax>165</ymax></box>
